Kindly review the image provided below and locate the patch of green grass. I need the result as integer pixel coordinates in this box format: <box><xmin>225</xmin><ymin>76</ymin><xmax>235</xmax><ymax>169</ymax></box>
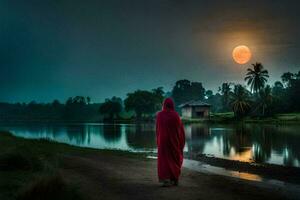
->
<box><xmin>187</xmin><ymin>112</ymin><xmax>300</xmax><ymax>124</ymax></box>
<box><xmin>210</xmin><ymin>112</ymin><xmax>234</xmax><ymax>119</ymax></box>
<box><xmin>0</xmin><ymin>131</ymin><xmax>148</xmax><ymax>200</ymax></box>
<box><xmin>17</xmin><ymin>173</ymin><xmax>83</xmax><ymax>200</ymax></box>
<box><xmin>0</xmin><ymin>132</ymin><xmax>84</xmax><ymax>200</ymax></box>
<box><xmin>275</xmin><ymin>113</ymin><xmax>300</xmax><ymax>121</ymax></box>
<box><xmin>243</xmin><ymin>113</ymin><xmax>300</xmax><ymax>124</ymax></box>
<box><xmin>211</xmin><ymin>112</ymin><xmax>235</xmax><ymax>117</ymax></box>
<box><xmin>209</xmin><ymin>112</ymin><xmax>235</xmax><ymax>123</ymax></box>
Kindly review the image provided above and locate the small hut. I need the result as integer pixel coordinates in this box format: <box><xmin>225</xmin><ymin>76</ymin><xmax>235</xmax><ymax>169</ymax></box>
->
<box><xmin>179</xmin><ymin>100</ymin><xmax>211</xmax><ymax>119</ymax></box>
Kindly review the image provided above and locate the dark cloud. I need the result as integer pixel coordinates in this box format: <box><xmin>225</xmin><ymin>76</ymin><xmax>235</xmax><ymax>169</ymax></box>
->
<box><xmin>0</xmin><ymin>0</ymin><xmax>299</xmax><ymax>102</ymax></box>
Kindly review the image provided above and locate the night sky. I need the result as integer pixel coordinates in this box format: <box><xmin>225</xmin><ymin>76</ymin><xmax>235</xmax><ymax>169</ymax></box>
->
<box><xmin>1</xmin><ymin>0</ymin><xmax>300</xmax><ymax>103</ymax></box>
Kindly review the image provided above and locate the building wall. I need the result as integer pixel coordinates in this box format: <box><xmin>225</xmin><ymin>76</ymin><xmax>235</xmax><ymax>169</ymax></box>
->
<box><xmin>181</xmin><ymin>106</ymin><xmax>210</xmax><ymax>119</ymax></box>
<box><xmin>181</xmin><ymin>107</ymin><xmax>192</xmax><ymax>118</ymax></box>
<box><xmin>192</xmin><ymin>106</ymin><xmax>210</xmax><ymax>118</ymax></box>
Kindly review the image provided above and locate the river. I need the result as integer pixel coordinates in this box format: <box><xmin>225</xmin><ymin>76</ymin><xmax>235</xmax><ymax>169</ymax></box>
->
<box><xmin>0</xmin><ymin>122</ymin><xmax>299</xmax><ymax>167</ymax></box>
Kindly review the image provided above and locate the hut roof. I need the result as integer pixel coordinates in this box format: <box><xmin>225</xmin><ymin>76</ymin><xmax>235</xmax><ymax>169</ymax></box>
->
<box><xmin>178</xmin><ymin>100</ymin><xmax>211</xmax><ymax>108</ymax></box>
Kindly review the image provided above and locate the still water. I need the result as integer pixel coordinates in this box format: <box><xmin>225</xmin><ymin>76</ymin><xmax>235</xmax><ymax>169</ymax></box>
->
<box><xmin>0</xmin><ymin>122</ymin><xmax>299</xmax><ymax>167</ymax></box>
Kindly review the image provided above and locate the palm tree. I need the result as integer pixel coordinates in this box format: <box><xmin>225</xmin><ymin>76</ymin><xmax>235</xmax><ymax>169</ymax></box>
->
<box><xmin>281</xmin><ymin>72</ymin><xmax>294</xmax><ymax>87</ymax></box>
<box><xmin>258</xmin><ymin>85</ymin><xmax>273</xmax><ymax>116</ymax></box>
<box><xmin>230</xmin><ymin>85</ymin><xmax>251</xmax><ymax>117</ymax></box>
<box><xmin>245</xmin><ymin>62</ymin><xmax>269</xmax><ymax>93</ymax></box>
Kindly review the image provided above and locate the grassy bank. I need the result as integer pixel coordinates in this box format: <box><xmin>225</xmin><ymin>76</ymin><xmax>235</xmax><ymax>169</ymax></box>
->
<box><xmin>244</xmin><ymin>113</ymin><xmax>300</xmax><ymax>124</ymax></box>
<box><xmin>0</xmin><ymin>131</ymin><xmax>82</xmax><ymax>200</ymax></box>
<box><xmin>0</xmin><ymin>132</ymin><xmax>144</xmax><ymax>200</ymax></box>
<box><xmin>182</xmin><ymin>112</ymin><xmax>300</xmax><ymax>124</ymax></box>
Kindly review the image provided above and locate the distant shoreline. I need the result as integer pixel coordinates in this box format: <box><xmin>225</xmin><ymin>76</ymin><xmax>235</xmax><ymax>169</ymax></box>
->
<box><xmin>182</xmin><ymin>112</ymin><xmax>300</xmax><ymax>124</ymax></box>
<box><xmin>0</xmin><ymin>113</ymin><xmax>300</xmax><ymax>125</ymax></box>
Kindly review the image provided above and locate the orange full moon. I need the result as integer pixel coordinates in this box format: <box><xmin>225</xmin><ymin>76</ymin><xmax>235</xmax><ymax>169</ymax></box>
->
<box><xmin>232</xmin><ymin>45</ymin><xmax>252</xmax><ymax>64</ymax></box>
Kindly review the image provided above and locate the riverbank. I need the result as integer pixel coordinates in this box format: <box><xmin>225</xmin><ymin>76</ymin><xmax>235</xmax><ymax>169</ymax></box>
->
<box><xmin>1</xmin><ymin>132</ymin><xmax>298</xmax><ymax>200</ymax></box>
<box><xmin>182</xmin><ymin>112</ymin><xmax>300</xmax><ymax>124</ymax></box>
<box><xmin>1</xmin><ymin>112</ymin><xmax>299</xmax><ymax>124</ymax></box>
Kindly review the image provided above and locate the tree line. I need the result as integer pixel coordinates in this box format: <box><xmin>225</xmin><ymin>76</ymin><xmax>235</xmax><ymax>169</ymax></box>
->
<box><xmin>0</xmin><ymin>63</ymin><xmax>299</xmax><ymax>121</ymax></box>
<box><xmin>99</xmin><ymin>63</ymin><xmax>300</xmax><ymax>119</ymax></box>
<box><xmin>0</xmin><ymin>96</ymin><xmax>100</xmax><ymax>121</ymax></box>
<box><xmin>208</xmin><ymin>63</ymin><xmax>300</xmax><ymax>117</ymax></box>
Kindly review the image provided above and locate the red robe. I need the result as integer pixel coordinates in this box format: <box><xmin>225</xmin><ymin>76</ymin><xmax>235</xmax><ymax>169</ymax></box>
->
<box><xmin>156</xmin><ymin>98</ymin><xmax>185</xmax><ymax>181</ymax></box>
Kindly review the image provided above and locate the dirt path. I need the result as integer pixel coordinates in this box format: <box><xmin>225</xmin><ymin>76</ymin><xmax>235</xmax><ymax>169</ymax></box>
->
<box><xmin>60</xmin><ymin>152</ymin><xmax>293</xmax><ymax>200</ymax></box>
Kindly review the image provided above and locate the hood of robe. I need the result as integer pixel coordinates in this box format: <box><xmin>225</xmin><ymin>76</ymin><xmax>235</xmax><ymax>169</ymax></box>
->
<box><xmin>162</xmin><ymin>98</ymin><xmax>175</xmax><ymax>111</ymax></box>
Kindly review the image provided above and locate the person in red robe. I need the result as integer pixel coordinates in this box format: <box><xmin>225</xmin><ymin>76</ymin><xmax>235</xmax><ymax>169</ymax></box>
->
<box><xmin>156</xmin><ymin>98</ymin><xmax>185</xmax><ymax>186</ymax></box>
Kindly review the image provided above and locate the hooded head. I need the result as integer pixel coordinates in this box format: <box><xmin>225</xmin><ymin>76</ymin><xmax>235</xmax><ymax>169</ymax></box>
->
<box><xmin>162</xmin><ymin>98</ymin><xmax>175</xmax><ymax>111</ymax></box>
